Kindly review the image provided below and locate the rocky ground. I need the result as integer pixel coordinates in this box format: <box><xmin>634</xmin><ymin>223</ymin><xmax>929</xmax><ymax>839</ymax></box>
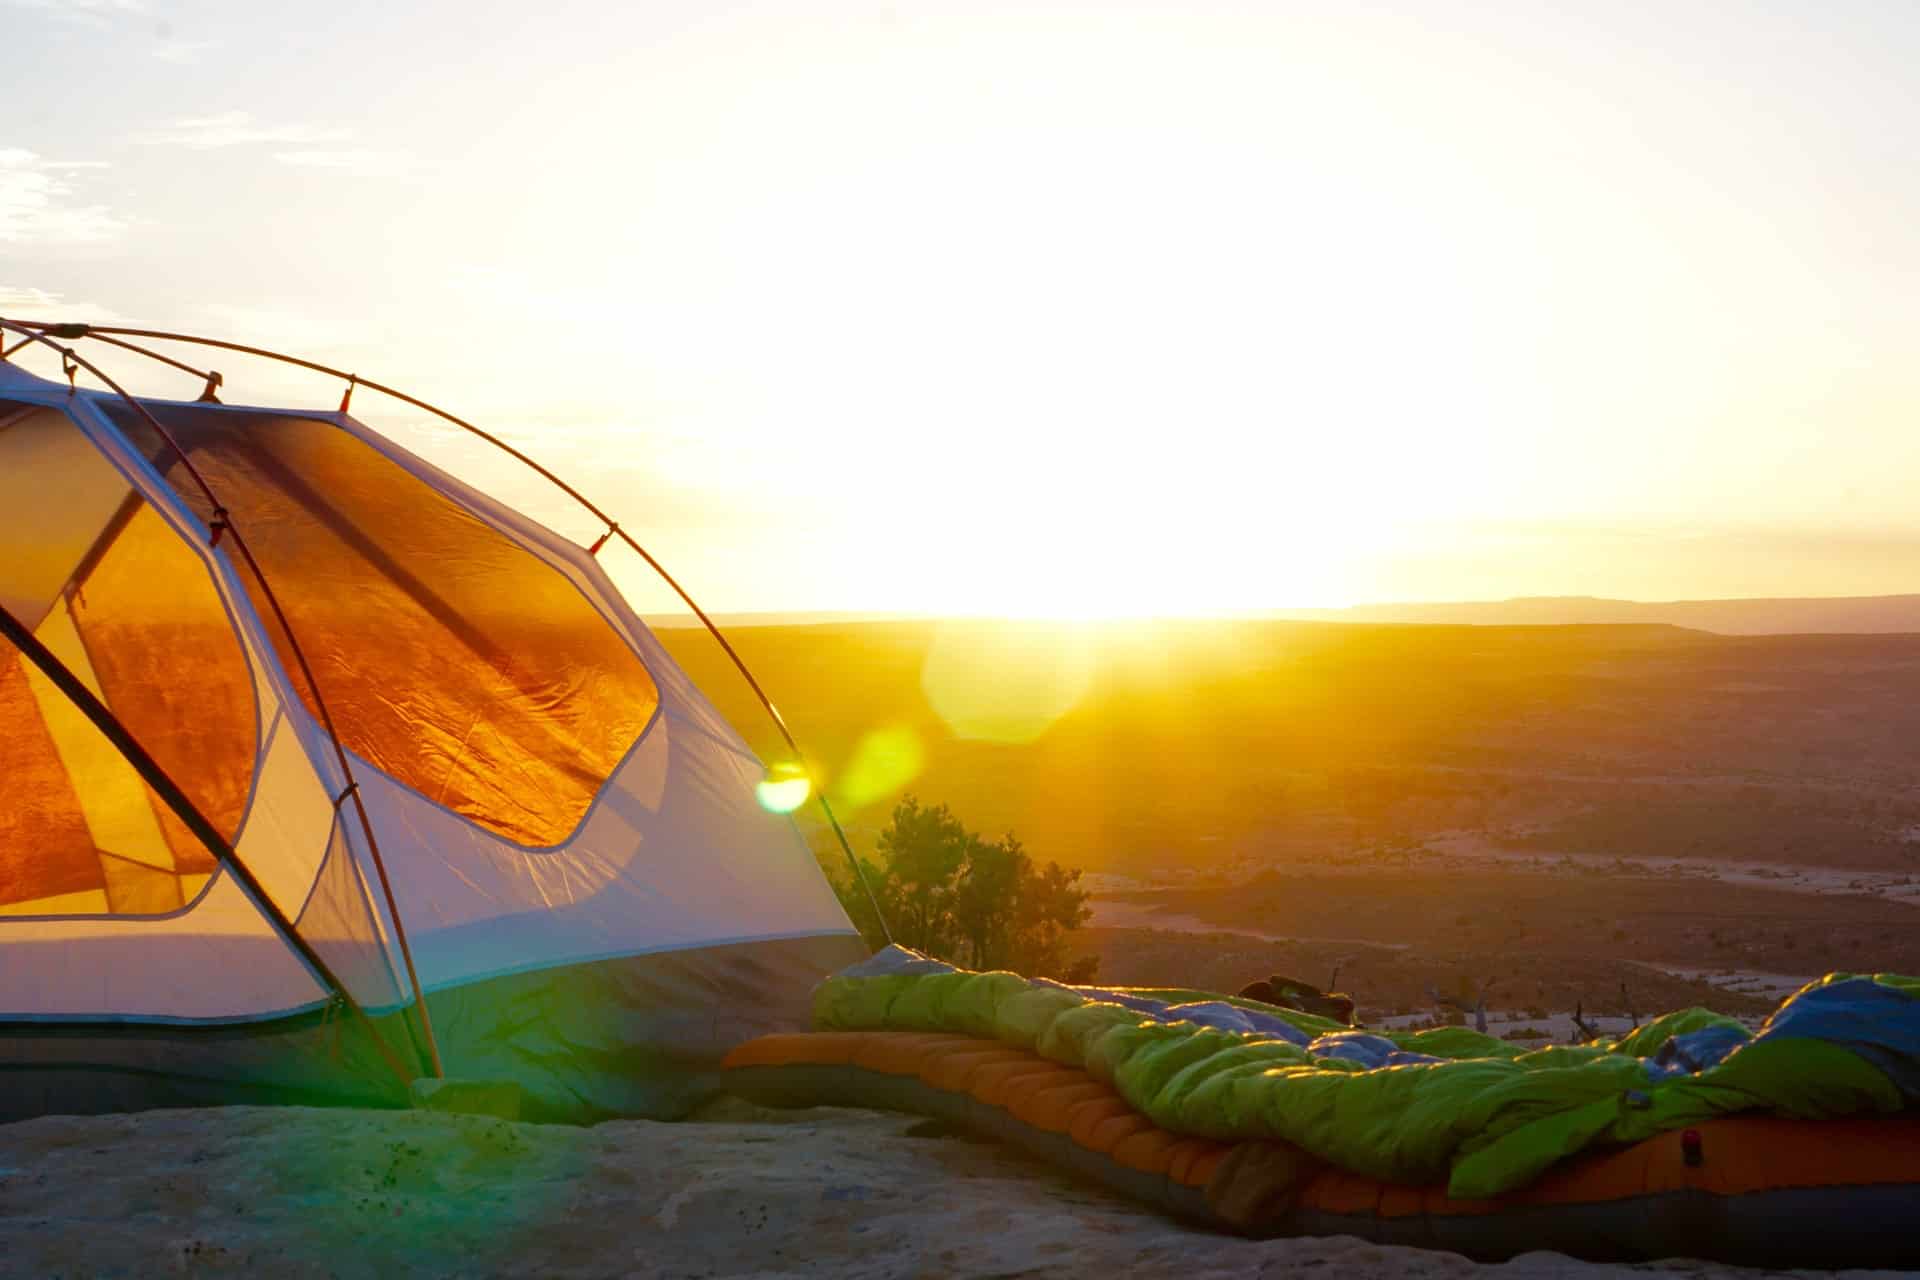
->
<box><xmin>1</xmin><ymin>1100</ymin><xmax>1914</xmax><ymax>1279</ymax></box>
<box><xmin>1074</xmin><ymin>842</ymin><xmax>1920</xmax><ymax>1026</ymax></box>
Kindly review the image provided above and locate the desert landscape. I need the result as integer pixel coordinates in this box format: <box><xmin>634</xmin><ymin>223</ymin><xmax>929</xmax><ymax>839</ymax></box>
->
<box><xmin>662</xmin><ymin>618</ymin><xmax>1920</xmax><ymax>1028</ymax></box>
<box><xmin>663</xmin><ymin>619</ymin><xmax>1920</xmax><ymax>878</ymax></box>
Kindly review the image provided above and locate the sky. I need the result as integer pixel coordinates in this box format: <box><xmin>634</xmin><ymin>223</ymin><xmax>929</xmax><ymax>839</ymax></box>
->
<box><xmin>4</xmin><ymin>0</ymin><xmax>1918</xmax><ymax>617</ymax></box>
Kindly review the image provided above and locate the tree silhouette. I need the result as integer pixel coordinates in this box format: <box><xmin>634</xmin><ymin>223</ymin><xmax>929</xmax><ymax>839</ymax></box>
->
<box><xmin>828</xmin><ymin>796</ymin><xmax>1097</xmax><ymax>981</ymax></box>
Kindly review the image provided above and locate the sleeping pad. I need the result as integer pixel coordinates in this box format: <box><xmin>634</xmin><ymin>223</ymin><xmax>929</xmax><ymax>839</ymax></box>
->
<box><xmin>721</xmin><ymin>947</ymin><xmax>1920</xmax><ymax>1263</ymax></box>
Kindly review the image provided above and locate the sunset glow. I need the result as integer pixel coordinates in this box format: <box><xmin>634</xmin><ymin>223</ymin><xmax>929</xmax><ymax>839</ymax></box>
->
<box><xmin>8</xmin><ymin>2</ymin><xmax>1918</xmax><ymax>617</ymax></box>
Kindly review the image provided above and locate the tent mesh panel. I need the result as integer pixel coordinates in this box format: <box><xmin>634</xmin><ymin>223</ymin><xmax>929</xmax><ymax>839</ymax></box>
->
<box><xmin>0</xmin><ymin>637</ymin><xmax>97</xmax><ymax>911</ymax></box>
<box><xmin>108</xmin><ymin>404</ymin><xmax>661</xmax><ymax>848</ymax></box>
<box><xmin>293</xmin><ymin>816</ymin><xmax>405</xmax><ymax>1011</ymax></box>
<box><xmin>1</xmin><ymin>403</ymin><xmax>254</xmax><ymax>915</ymax></box>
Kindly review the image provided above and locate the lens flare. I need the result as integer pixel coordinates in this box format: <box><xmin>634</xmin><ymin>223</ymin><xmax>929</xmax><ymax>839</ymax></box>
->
<box><xmin>756</xmin><ymin>762</ymin><xmax>812</xmax><ymax>814</ymax></box>
<box><xmin>920</xmin><ymin>621</ymin><xmax>1095</xmax><ymax>743</ymax></box>
<box><xmin>835</xmin><ymin>725</ymin><xmax>925</xmax><ymax>809</ymax></box>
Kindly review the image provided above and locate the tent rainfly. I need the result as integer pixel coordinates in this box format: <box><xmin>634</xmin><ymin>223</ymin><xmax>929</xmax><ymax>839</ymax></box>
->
<box><xmin>0</xmin><ymin>327</ymin><xmax>867</xmax><ymax>1122</ymax></box>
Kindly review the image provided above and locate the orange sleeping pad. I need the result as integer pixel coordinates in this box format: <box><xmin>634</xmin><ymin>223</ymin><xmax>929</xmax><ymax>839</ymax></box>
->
<box><xmin>723</xmin><ymin>1031</ymin><xmax>1920</xmax><ymax>1266</ymax></box>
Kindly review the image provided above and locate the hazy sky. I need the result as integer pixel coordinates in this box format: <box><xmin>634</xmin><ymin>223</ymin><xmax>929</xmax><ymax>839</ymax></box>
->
<box><xmin>5</xmin><ymin>0</ymin><xmax>1917</xmax><ymax>615</ymax></box>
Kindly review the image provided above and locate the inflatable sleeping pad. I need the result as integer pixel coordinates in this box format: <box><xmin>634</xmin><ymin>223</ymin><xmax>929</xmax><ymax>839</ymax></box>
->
<box><xmin>719</xmin><ymin>951</ymin><xmax>1920</xmax><ymax>1265</ymax></box>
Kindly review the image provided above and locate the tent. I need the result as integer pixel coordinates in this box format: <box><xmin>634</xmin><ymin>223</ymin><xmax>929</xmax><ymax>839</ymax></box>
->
<box><xmin>0</xmin><ymin>329</ymin><xmax>868</xmax><ymax>1123</ymax></box>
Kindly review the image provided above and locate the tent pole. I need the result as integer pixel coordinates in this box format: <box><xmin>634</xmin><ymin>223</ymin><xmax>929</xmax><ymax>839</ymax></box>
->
<box><xmin>600</xmin><ymin>536</ymin><xmax>893</xmax><ymax>944</ymax></box>
<box><xmin>0</xmin><ymin>320</ymin><xmax>448</xmax><ymax>1077</ymax></box>
<box><xmin>4</xmin><ymin>318</ymin><xmax>896</xmax><ymax>947</ymax></box>
<box><xmin>0</xmin><ymin>601</ymin><xmax>420</xmax><ymax>1093</ymax></box>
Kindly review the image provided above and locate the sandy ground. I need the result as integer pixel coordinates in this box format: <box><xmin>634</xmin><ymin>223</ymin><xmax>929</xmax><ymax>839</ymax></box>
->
<box><xmin>1087</xmin><ymin>839</ymin><xmax>1909</xmax><ymax>1020</ymax></box>
<box><xmin>1087</xmin><ymin>896</ymin><xmax>1411</xmax><ymax>949</ymax></box>
<box><xmin>2</xmin><ymin>1101</ymin><xmax>1914</xmax><ymax>1280</ymax></box>
<box><xmin>1088</xmin><ymin>893</ymin><xmax>1810</xmax><ymax>1041</ymax></box>
<box><xmin>1648</xmin><ymin>967</ymin><xmax>1814</xmax><ymax>1003</ymax></box>
<box><xmin>1116</xmin><ymin>844</ymin><xmax>1920</xmax><ymax>908</ymax></box>
<box><xmin>1421</xmin><ymin>838</ymin><xmax>1920</xmax><ymax>905</ymax></box>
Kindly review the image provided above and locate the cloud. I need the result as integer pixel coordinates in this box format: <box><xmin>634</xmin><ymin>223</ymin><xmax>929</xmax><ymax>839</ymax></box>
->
<box><xmin>4</xmin><ymin>0</ymin><xmax>147</xmax><ymax>28</ymax></box>
<box><xmin>9</xmin><ymin>0</ymin><xmax>146</xmax><ymax>10</ymax></box>
<box><xmin>186</xmin><ymin>303</ymin><xmax>343</xmax><ymax>352</ymax></box>
<box><xmin>0</xmin><ymin>149</ymin><xmax>125</xmax><ymax>246</ymax></box>
<box><xmin>136</xmin><ymin>115</ymin><xmax>410</xmax><ymax>178</ymax></box>
<box><xmin>9</xmin><ymin>1</ymin><xmax>216</xmax><ymax>56</ymax></box>
<box><xmin>133</xmin><ymin>111</ymin><xmax>347</xmax><ymax>150</ymax></box>
<box><xmin>273</xmin><ymin>149</ymin><xmax>410</xmax><ymax>178</ymax></box>
<box><xmin>0</xmin><ymin>285</ymin><xmax>69</xmax><ymax>312</ymax></box>
<box><xmin>0</xmin><ymin>285</ymin><xmax>134</xmax><ymax>327</ymax></box>
<box><xmin>150</xmin><ymin>36</ymin><xmax>215</xmax><ymax>64</ymax></box>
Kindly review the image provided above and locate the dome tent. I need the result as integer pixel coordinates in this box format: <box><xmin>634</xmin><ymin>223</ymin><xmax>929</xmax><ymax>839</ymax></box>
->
<box><xmin>0</xmin><ymin>323</ymin><xmax>867</xmax><ymax>1122</ymax></box>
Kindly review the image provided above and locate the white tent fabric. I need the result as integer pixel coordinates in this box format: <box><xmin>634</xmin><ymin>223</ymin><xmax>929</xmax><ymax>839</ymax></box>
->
<box><xmin>0</xmin><ymin>354</ymin><xmax>864</xmax><ymax>1117</ymax></box>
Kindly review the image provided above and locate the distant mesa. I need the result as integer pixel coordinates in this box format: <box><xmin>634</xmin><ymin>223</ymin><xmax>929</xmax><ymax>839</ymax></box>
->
<box><xmin>1272</xmin><ymin>594</ymin><xmax>1920</xmax><ymax>635</ymax></box>
<box><xmin>648</xmin><ymin>596</ymin><xmax>1920</xmax><ymax>637</ymax></box>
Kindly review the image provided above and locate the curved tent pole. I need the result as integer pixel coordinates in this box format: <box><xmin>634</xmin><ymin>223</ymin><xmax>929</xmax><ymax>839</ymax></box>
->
<box><xmin>58</xmin><ymin>330</ymin><xmax>216</xmax><ymax>383</ymax></box>
<box><xmin>0</xmin><ymin>320</ymin><xmax>447</xmax><ymax>1077</ymax></box>
<box><xmin>5</xmin><ymin>319</ymin><xmax>896</xmax><ymax>946</ymax></box>
<box><xmin>78</xmin><ymin>332</ymin><xmax>225</xmax><ymax>400</ymax></box>
<box><xmin>0</xmin><ymin>601</ymin><xmax>419</xmax><ymax>1093</ymax></box>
